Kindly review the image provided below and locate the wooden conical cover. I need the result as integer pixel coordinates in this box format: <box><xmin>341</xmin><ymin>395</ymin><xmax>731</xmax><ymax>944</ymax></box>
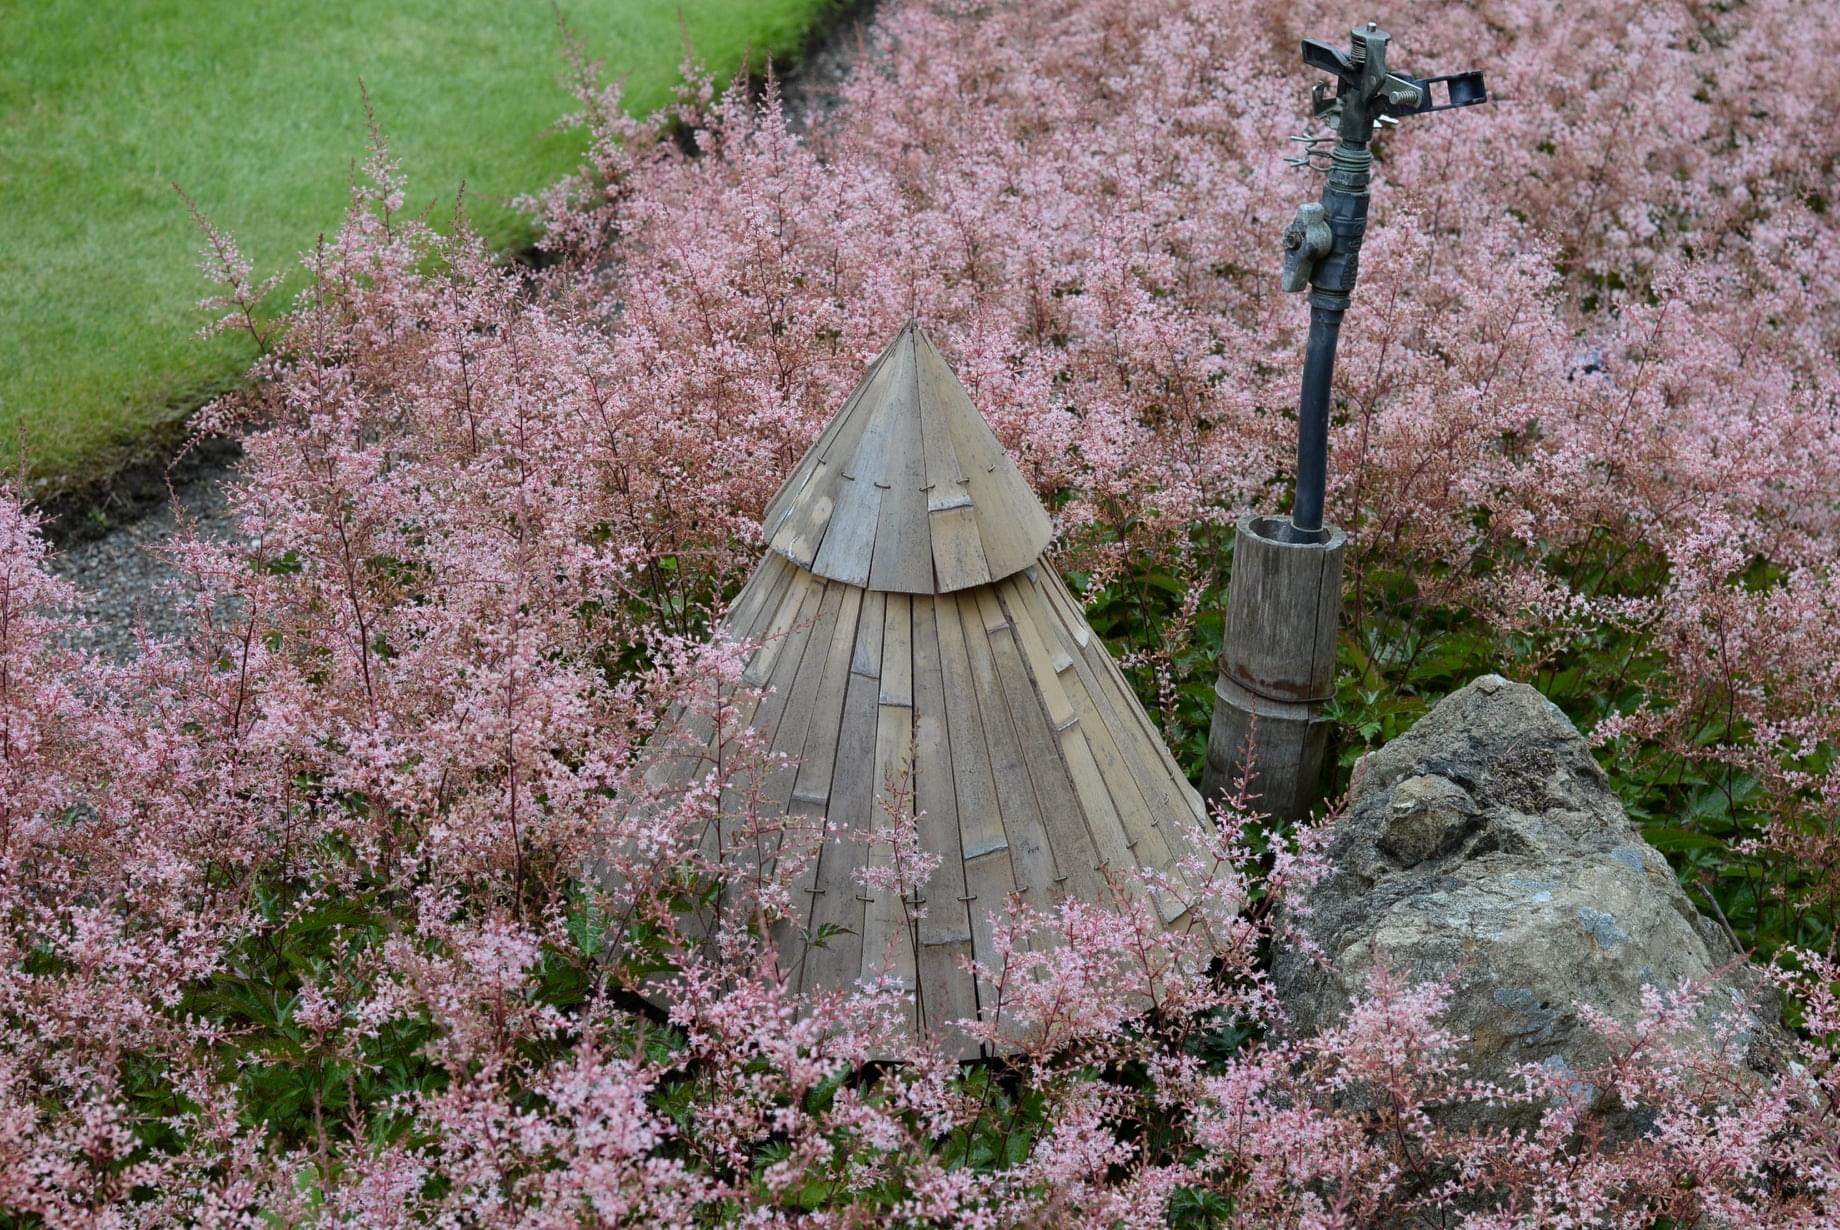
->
<box><xmin>761</xmin><ymin>323</ymin><xmax>1054</xmax><ymax>593</ymax></box>
<box><xmin>636</xmin><ymin>324</ymin><xmax>1210</xmax><ymax>1057</ymax></box>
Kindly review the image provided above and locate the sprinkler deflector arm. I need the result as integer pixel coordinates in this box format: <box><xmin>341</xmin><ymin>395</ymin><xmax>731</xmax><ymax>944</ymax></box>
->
<box><xmin>1277</xmin><ymin>23</ymin><xmax>1486</xmax><ymax>544</ymax></box>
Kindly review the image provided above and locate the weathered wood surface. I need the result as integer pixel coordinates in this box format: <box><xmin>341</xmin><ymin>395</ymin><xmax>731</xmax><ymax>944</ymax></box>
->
<box><xmin>762</xmin><ymin>322</ymin><xmax>1052</xmax><ymax>595</ymax></box>
<box><xmin>611</xmin><ymin>323</ymin><xmax>1215</xmax><ymax>1058</ymax></box>
<box><xmin>1201</xmin><ymin>514</ymin><xmax>1345</xmax><ymax>820</ymax></box>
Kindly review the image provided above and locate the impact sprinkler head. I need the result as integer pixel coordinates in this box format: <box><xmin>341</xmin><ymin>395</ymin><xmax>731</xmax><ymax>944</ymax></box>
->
<box><xmin>1300</xmin><ymin>23</ymin><xmax>1488</xmax><ymax>148</ymax></box>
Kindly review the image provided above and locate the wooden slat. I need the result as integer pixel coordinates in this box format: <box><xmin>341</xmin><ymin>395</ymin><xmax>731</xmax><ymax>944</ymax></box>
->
<box><xmin>860</xmin><ymin>696</ymin><xmax>918</xmax><ymax>1012</ymax></box>
<box><xmin>657</xmin><ymin>552</ymin><xmax>801</xmax><ymax>808</ymax></box>
<box><xmin>720</xmin><ymin>551</ymin><xmax>775</xmax><ymax>636</ymax></box>
<box><xmin>776</xmin><ymin>585</ymin><xmax>864</xmax><ymax>971</ymax></box>
<box><xmin>1055</xmin><ymin>629</ymin><xmax>1186</xmax><ymax>868</ymax></box>
<box><xmin>923</xmin><ymin>334</ymin><xmax>1052</xmax><ymax>583</ymax></box>
<box><xmin>1038</xmin><ymin>564</ymin><xmax>1092</xmax><ymax>648</ymax></box>
<box><xmin>928</xmin><ymin>504</ymin><xmax>993</xmax><ymax>594</ymax></box>
<box><xmin>853</xmin><ymin>590</ymin><xmax>887</xmax><ymax>678</ymax></box>
<box><xmin>910</xmin><ymin>597</ymin><xmax>980</xmax><ymax>1054</ymax></box>
<box><xmin>736</xmin><ymin>573</ymin><xmax>827</xmax><ymax>789</ymax></box>
<box><xmin>935</xmin><ymin>592</ymin><xmax>1018</xmax><ymax>1021</ymax></box>
<box><xmin>972</xmin><ymin>585</ymin><xmax>1009</xmax><ymax>635</ymax></box>
<box><xmin>729</xmin><ymin>551</ymin><xmax>798</xmax><ymax>647</ymax></box>
<box><xmin>917</xmin><ymin>338</ymin><xmax>994</xmax><ymax>594</ymax></box>
<box><xmin>640</xmin><ymin>699</ymin><xmax>718</xmax><ymax>793</ymax></box>
<box><xmin>801</xmin><ymin>591</ymin><xmax>886</xmax><ymax>997</ymax></box>
<box><xmin>810</xmin><ymin>339</ymin><xmax>910</xmax><ymax>587</ymax></box>
<box><xmin>758</xmin><ymin>580</ymin><xmax>847</xmax><ymax>847</ymax></box>
<box><xmin>808</xmin><ymin>482</ymin><xmax>881</xmax><ymax>592</ymax></box>
<box><xmin>678</xmin><ymin>561</ymin><xmax>805</xmax><ymax>936</ymax></box>
<box><xmin>761</xmin><ymin>341</ymin><xmax>895</xmax><ymax>545</ymax></box>
<box><xmin>868</xmin><ymin>336</ymin><xmax>935</xmax><ymax>594</ymax></box>
<box><xmin>716</xmin><ymin>573</ymin><xmax>826</xmax><ymax>932</ymax></box>
<box><xmin>743</xmin><ymin>567</ymin><xmax>817</xmax><ymax>686</ymax></box>
<box><xmin>767</xmin><ymin>393</ymin><xmax>875</xmax><ymax>569</ymax></box>
<box><xmin>957</xmin><ymin>591</ymin><xmax>1067</xmax><ymax>907</ymax></box>
<box><xmin>996</xmin><ymin>576</ymin><xmax>1076</xmax><ymax>731</ymax></box>
<box><xmin>1078</xmin><ymin>632</ymin><xmax>1209</xmax><ymax>897</ymax></box>
<box><xmin>934</xmin><ymin>596</ymin><xmax>1012</xmax><ymax>869</ymax></box>
<box><xmin>1051</xmin><ymin>567</ymin><xmax>1208</xmax><ymax>829</ymax></box>
<box><xmin>879</xmin><ymin>593</ymin><xmax>914</xmax><ymax>707</ymax></box>
<box><xmin>1001</xmin><ymin>578</ymin><xmax>1141</xmax><ymax>880</ymax></box>
<box><xmin>801</xmin><ymin>668</ymin><xmax>880</xmax><ymax>996</ymax></box>
<box><xmin>1058</xmin><ymin>732</ymin><xmax>1134</xmax><ymax>880</ymax></box>
<box><xmin>1038</xmin><ymin>572</ymin><xmax>1208</xmax><ymax>918</ymax></box>
<box><xmin>860</xmin><ymin>594</ymin><xmax>917</xmax><ymax>1012</ymax></box>
<box><xmin>792</xmin><ymin>584</ymin><xmax>868</xmax><ymax>805</ymax></box>
<box><xmin>1069</xmin><ymin>682</ymin><xmax>1196</xmax><ymax>920</ymax></box>
<box><xmin>981</xmin><ymin>592</ymin><xmax>1106</xmax><ymax>908</ymax></box>
<box><xmin>1041</xmin><ymin>574</ymin><xmax>1201</xmax><ymax>834</ymax></box>
<box><xmin>916</xmin><ymin>329</ymin><xmax>971</xmax><ymax>501</ymax></box>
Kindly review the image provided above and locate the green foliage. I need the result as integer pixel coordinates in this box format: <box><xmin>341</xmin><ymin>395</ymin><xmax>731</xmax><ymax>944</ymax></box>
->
<box><xmin>186</xmin><ymin>884</ymin><xmax>440</xmax><ymax>1155</ymax></box>
<box><xmin>1075</xmin><ymin>551</ymin><xmax>1226</xmax><ymax>777</ymax></box>
<box><xmin>1088</xmin><ymin>521</ymin><xmax>1828</xmax><ymax>968</ymax></box>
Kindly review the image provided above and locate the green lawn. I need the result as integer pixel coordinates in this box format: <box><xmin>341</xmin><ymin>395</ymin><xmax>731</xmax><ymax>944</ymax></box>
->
<box><xmin>1</xmin><ymin>0</ymin><xmax>831</xmax><ymax>489</ymax></box>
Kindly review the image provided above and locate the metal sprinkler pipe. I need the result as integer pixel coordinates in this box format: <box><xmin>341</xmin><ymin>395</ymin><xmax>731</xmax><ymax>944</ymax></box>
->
<box><xmin>1276</xmin><ymin>22</ymin><xmax>1487</xmax><ymax>542</ymax></box>
<box><xmin>1200</xmin><ymin>24</ymin><xmax>1488</xmax><ymax>818</ymax></box>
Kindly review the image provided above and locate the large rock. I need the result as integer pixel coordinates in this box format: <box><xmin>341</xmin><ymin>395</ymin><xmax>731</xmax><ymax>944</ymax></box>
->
<box><xmin>1271</xmin><ymin>674</ymin><xmax>1780</xmax><ymax>1129</ymax></box>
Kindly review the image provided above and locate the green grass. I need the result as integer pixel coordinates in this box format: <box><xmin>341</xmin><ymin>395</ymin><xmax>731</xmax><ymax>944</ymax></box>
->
<box><xmin>1</xmin><ymin>0</ymin><xmax>832</xmax><ymax>489</ymax></box>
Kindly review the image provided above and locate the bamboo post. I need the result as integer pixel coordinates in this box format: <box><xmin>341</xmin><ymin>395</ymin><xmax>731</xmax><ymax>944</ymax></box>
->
<box><xmin>1201</xmin><ymin>516</ymin><xmax>1343</xmax><ymax>818</ymax></box>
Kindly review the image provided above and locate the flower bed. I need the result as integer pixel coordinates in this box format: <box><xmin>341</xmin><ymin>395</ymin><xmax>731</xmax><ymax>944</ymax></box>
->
<box><xmin>7</xmin><ymin>0</ymin><xmax>1840</xmax><ymax>1222</ymax></box>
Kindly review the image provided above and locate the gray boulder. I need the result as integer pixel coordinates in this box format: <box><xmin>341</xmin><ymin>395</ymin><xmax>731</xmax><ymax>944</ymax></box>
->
<box><xmin>1271</xmin><ymin>674</ymin><xmax>1781</xmax><ymax>1130</ymax></box>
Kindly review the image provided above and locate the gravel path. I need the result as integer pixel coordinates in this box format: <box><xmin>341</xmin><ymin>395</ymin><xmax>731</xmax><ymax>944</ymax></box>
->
<box><xmin>48</xmin><ymin>449</ymin><xmax>244</xmax><ymax>655</ymax></box>
<box><xmin>47</xmin><ymin>3</ymin><xmax>879</xmax><ymax>659</ymax></box>
<box><xmin>782</xmin><ymin>0</ymin><xmax>879</xmax><ymax>136</ymax></box>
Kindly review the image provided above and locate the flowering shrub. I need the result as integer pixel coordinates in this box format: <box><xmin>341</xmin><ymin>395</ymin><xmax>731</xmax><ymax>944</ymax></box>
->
<box><xmin>9</xmin><ymin>0</ymin><xmax>1840</xmax><ymax>1223</ymax></box>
